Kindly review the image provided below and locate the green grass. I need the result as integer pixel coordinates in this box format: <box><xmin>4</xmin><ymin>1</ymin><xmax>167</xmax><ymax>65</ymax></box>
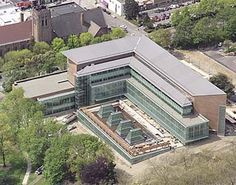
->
<box><xmin>0</xmin><ymin>151</ymin><xmax>27</xmax><ymax>185</ymax></box>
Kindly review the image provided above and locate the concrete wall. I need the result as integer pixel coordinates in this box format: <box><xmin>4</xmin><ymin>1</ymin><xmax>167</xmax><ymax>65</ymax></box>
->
<box><xmin>0</xmin><ymin>39</ymin><xmax>32</xmax><ymax>56</ymax></box>
<box><xmin>67</xmin><ymin>59</ymin><xmax>78</xmax><ymax>85</ymax></box>
<box><xmin>192</xmin><ymin>94</ymin><xmax>226</xmax><ymax>134</ymax></box>
<box><xmin>181</xmin><ymin>51</ymin><xmax>236</xmax><ymax>86</ymax></box>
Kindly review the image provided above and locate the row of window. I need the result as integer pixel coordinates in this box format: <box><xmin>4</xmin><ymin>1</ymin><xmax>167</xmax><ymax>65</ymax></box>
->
<box><xmin>126</xmin><ymin>81</ymin><xmax>208</xmax><ymax>142</ymax></box>
<box><xmin>91</xmin><ymin>80</ymin><xmax>126</xmax><ymax>102</ymax></box>
<box><xmin>43</xmin><ymin>96</ymin><xmax>75</xmax><ymax>108</ymax></box>
<box><xmin>130</xmin><ymin>69</ymin><xmax>188</xmax><ymax>115</ymax></box>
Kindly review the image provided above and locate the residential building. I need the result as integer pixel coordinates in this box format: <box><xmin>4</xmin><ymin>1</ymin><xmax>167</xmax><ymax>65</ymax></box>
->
<box><xmin>108</xmin><ymin>0</ymin><xmax>124</xmax><ymax>16</ymax></box>
<box><xmin>14</xmin><ymin>35</ymin><xmax>226</xmax><ymax>145</ymax></box>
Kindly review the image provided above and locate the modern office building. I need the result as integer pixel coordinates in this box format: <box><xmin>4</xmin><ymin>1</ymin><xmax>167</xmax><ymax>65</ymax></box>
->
<box><xmin>14</xmin><ymin>35</ymin><xmax>226</xmax><ymax>145</ymax></box>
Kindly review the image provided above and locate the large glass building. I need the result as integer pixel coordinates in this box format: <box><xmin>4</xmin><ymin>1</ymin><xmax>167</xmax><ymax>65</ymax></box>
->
<box><xmin>15</xmin><ymin>35</ymin><xmax>226</xmax><ymax>145</ymax></box>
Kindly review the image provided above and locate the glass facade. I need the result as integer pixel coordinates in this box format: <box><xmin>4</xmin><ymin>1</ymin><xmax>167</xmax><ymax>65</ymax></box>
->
<box><xmin>39</xmin><ymin>92</ymin><xmax>75</xmax><ymax>115</ymax></box>
<box><xmin>74</xmin><ymin>65</ymin><xmax>209</xmax><ymax>144</ymax></box>
<box><xmin>126</xmin><ymin>79</ymin><xmax>209</xmax><ymax>144</ymax></box>
<box><xmin>75</xmin><ymin>66</ymin><xmax>130</xmax><ymax>107</ymax></box>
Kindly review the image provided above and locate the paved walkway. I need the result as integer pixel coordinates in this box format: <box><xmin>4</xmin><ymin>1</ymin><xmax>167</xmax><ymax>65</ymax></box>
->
<box><xmin>22</xmin><ymin>152</ymin><xmax>31</xmax><ymax>185</ymax></box>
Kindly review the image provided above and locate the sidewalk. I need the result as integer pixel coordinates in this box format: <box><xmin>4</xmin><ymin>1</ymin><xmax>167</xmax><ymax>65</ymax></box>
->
<box><xmin>22</xmin><ymin>152</ymin><xmax>31</xmax><ymax>185</ymax></box>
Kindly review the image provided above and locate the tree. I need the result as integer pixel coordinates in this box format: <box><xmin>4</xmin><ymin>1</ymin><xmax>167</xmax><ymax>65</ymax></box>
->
<box><xmin>19</xmin><ymin>118</ymin><xmax>64</xmax><ymax>168</ymax></box>
<box><xmin>110</xmin><ymin>28</ymin><xmax>126</xmax><ymax>39</ymax></box>
<box><xmin>209</xmin><ymin>73</ymin><xmax>235</xmax><ymax>98</ymax></box>
<box><xmin>51</xmin><ymin>38</ymin><xmax>66</xmax><ymax>52</ymax></box>
<box><xmin>192</xmin><ymin>17</ymin><xmax>224</xmax><ymax>46</ymax></box>
<box><xmin>79</xmin><ymin>32</ymin><xmax>94</xmax><ymax>46</ymax></box>
<box><xmin>33</xmin><ymin>42</ymin><xmax>51</xmax><ymax>54</ymax></box>
<box><xmin>173</xmin><ymin>17</ymin><xmax>194</xmax><ymax>48</ymax></box>
<box><xmin>67</xmin><ymin>35</ymin><xmax>80</xmax><ymax>49</ymax></box>
<box><xmin>100</xmin><ymin>34</ymin><xmax>112</xmax><ymax>42</ymax></box>
<box><xmin>91</xmin><ymin>36</ymin><xmax>102</xmax><ymax>44</ymax></box>
<box><xmin>44</xmin><ymin>135</ymin><xmax>71</xmax><ymax>185</ymax></box>
<box><xmin>0</xmin><ymin>113</ymin><xmax>14</xmax><ymax>167</ymax></box>
<box><xmin>0</xmin><ymin>88</ymin><xmax>43</xmax><ymax>133</ymax></box>
<box><xmin>43</xmin><ymin>134</ymin><xmax>114</xmax><ymax>184</ymax></box>
<box><xmin>124</xmin><ymin>0</ymin><xmax>139</xmax><ymax>20</ymax></box>
<box><xmin>149</xmin><ymin>29</ymin><xmax>171</xmax><ymax>49</ymax></box>
<box><xmin>67</xmin><ymin>134</ymin><xmax>113</xmax><ymax>175</ymax></box>
<box><xmin>225</xmin><ymin>15</ymin><xmax>236</xmax><ymax>41</ymax></box>
<box><xmin>80</xmin><ymin>157</ymin><xmax>117</xmax><ymax>185</ymax></box>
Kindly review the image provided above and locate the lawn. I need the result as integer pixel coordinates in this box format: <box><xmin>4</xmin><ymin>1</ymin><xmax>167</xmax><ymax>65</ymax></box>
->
<box><xmin>0</xmin><ymin>151</ymin><xmax>27</xmax><ymax>185</ymax></box>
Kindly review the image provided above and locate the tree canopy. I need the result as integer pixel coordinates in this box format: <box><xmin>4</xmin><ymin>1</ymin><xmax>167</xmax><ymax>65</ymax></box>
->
<box><xmin>44</xmin><ymin>134</ymin><xmax>114</xmax><ymax>185</ymax></box>
<box><xmin>124</xmin><ymin>0</ymin><xmax>139</xmax><ymax>20</ymax></box>
<box><xmin>209</xmin><ymin>73</ymin><xmax>235</xmax><ymax>98</ymax></box>
<box><xmin>149</xmin><ymin>29</ymin><xmax>171</xmax><ymax>49</ymax></box>
<box><xmin>171</xmin><ymin>0</ymin><xmax>236</xmax><ymax>48</ymax></box>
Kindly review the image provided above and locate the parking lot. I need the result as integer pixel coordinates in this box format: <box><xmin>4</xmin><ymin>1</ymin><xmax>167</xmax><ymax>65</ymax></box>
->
<box><xmin>140</xmin><ymin>0</ymin><xmax>199</xmax><ymax>26</ymax></box>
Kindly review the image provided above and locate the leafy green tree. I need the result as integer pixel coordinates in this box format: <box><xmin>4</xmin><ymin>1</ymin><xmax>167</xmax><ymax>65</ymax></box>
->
<box><xmin>124</xmin><ymin>0</ymin><xmax>139</xmax><ymax>20</ymax></box>
<box><xmin>209</xmin><ymin>73</ymin><xmax>235</xmax><ymax>98</ymax></box>
<box><xmin>4</xmin><ymin>49</ymin><xmax>33</xmax><ymax>65</ymax></box>
<box><xmin>44</xmin><ymin>135</ymin><xmax>71</xmax><ymax>185</ymax></box>
<box><xmin>51</xmin><ymin>38</ymin><xmax>66</xmax><ymax>52</ymax></box>
<box><xmin>100</xmin><ymin>33</ymin><xmax>112</xmax><ymax>42</ymax></box>
<box><xmin>19</xmin><ymin>118</ymin><xmax>64</xmax><ymax>168</ymax></box>
<box><xmin>149</xmin><ymin>29</ymin><xmax>171</xmax><ymax>49</ymax></box>
<box><xmin>192</xmin><ymin>17</ymin><xmax>224</xmax><ymax>46</ymax></box>
<box><xmin>2</xmin><ymin>69</ymin><xmax>29</xmax><ymax>92</ymax></box>
<box><xmin>171</xmin><ymin>7</ymin><xmax>191</xmax><ymax>27</ymax></box>
<box><xmin>110</xmin><ymin>28</ymin><xmax>126</xmax><ymax>39</ymax></box>
<box><xmin>67</xmin><ymin>34</ymin><xmax>80</xmax><ymax>49</ymax></box>
<box><xmin>67</xmin><ymin>134</ymin><xmax>113</xmax><ymax>175</ymax></box>
<box><xmin>225</xmin><ymin>15</ymin><xmax>236</xmax><ymax>41</ymax></box>
<box><xmin>79</xmin><ymin>32</ymin><xmax>94</xmax><ymax>46</ymax></box>
<box><xmin>0</xmin><ymin>113</ymin><xmax>14</xmax><ymax>167</ymax></box>
<box><xmin>0</xmin><ymin>88</ymin><xmax>43</xmax><ymax>132</ymax></box>
<box><xmin>43</xmin><ymin>134</ymin><xmax>113</xmax><ymax>184</ymax></box>
<box><xmin>173</xmin><ymin>17</ymin><xmax>194</xmax><ymax>48</ymax></box>
<box><xmin>90</xmin><ymin>36</ymin><xmax>102</xmax><ymax>44</ymax></box>
<box><xmin>33</xmin><ymin>42</ymin><xmax>51</xmax><ymax>54</ymax></box>
<box><xmin>2</xmin><ymin>49</ymin><xmax>34</xmax><ymax>92</ymax></box>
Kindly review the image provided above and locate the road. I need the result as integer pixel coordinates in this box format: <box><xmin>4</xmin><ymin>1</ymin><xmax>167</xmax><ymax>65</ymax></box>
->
<box><xmin>103</xmin><ymin>12</ymin><xmax>147</xmax><ymax>36</ymax></box>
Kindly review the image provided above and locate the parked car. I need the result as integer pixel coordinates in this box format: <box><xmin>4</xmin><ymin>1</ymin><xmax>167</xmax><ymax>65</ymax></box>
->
<box><xmin>169</xmin><ymin>4</ymin><xmax>179</xmax><ymax>9</ymax></box>
<box><xmin>35</xmin><ymin>166</ymin><xmax>43</xmax><ymax>175</ymax></box>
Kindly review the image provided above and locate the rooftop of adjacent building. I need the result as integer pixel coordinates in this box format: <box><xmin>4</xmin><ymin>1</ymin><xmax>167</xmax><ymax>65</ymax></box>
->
<box><xmin>0</xmin><ymin>1</ymin><xmax>108</xmax><ymax>46</ymax></box>
<box><xmin>0</xmin><ymin>1</ymin><xmax>31</xmax><ymax>26</ymax></box>
<box><xmin>13</xmin><ymin>71</ymin><xmax>74</xmax><ymax>99</ymax></box>
<box><xmin>63</xmin><ymin>35</ymin><xmax>225</xmax><ymax>98</ymax></box>
<box><xmin>48</xmin><ymin>1</ymin><xmax>84</xmax><ymax>17</ymax></box>
<box><xmin>0</xmin><ymin>20</ymin><xmax>32</xmax><ymax>45</ymax></box>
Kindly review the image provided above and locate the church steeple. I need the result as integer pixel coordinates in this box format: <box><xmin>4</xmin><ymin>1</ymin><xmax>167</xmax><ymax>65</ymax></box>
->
<box><xmin>32</xmin><ymin>0</ymin><xmax>52</xmax><ymax>43</ymax></box>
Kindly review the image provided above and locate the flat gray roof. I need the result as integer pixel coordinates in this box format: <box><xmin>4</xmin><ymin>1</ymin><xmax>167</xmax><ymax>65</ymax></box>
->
<box><xmin>63</xmin><ymin>36</ymin><xmax>225</xmax><ymax>97</ymax></box>
<box><xmin>14</xmin><ymin>71</ymin><xmax>74</xmax><ymax>99</ymax></box>
<box><xmin>76</xmin><ymin>56</ymin><xmax>192</xmax><ymax>107</ymax></box>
